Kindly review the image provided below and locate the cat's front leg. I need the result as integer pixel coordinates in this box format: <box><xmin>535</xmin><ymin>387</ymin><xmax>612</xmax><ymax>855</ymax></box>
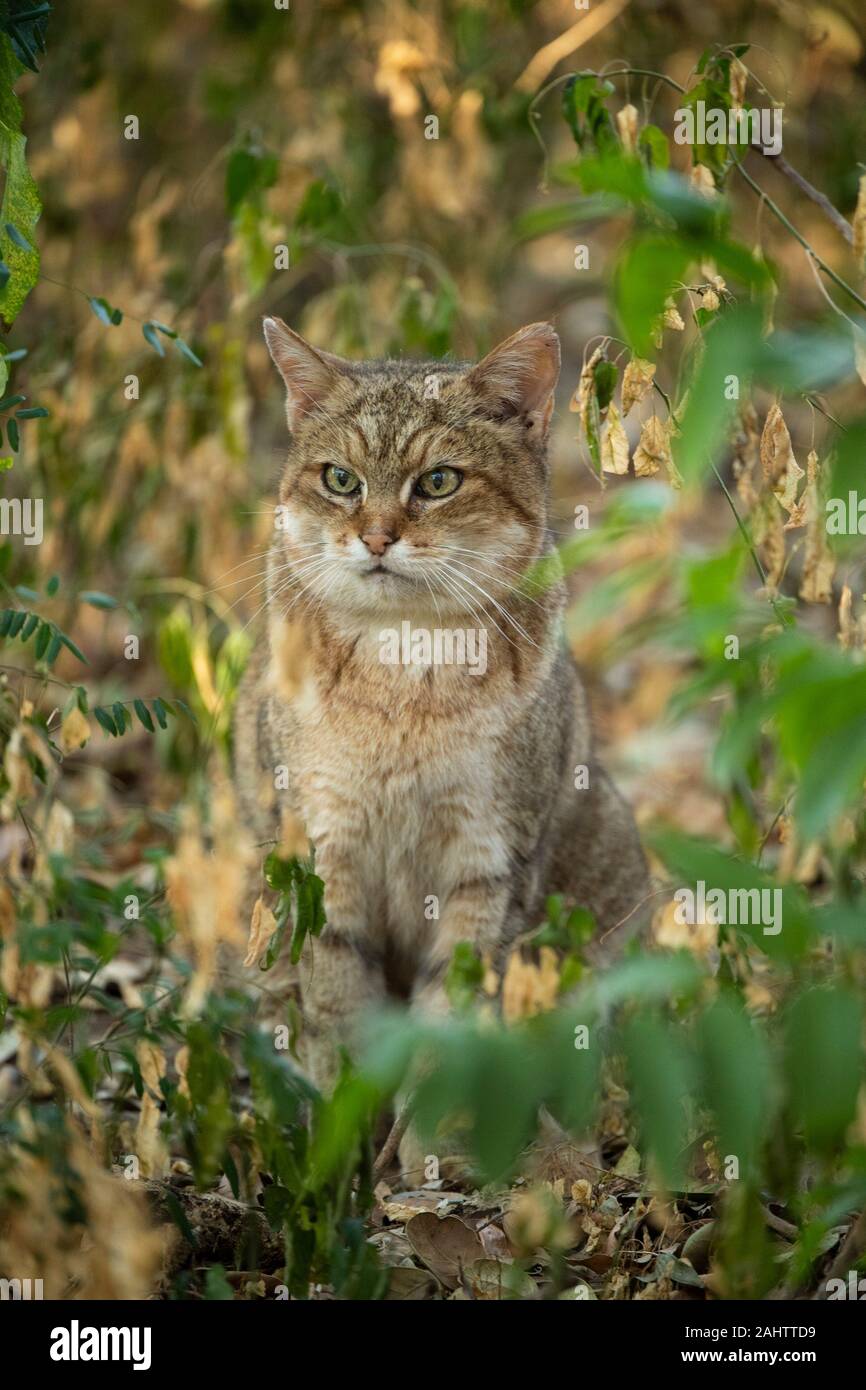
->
<box><xmin>299</xmin><ymin>846</ymin><xmax>384</xmax><ymax>1091</ymax></box>
<box><xmin>399</xmin><ymin>870</ymin><xmax>516</xmax><ymax>1184</ymax></box>
<box><xmin>412</xmin><ymin>870</ymin><xmax>513</xmax><ymax>1016</ymax></box>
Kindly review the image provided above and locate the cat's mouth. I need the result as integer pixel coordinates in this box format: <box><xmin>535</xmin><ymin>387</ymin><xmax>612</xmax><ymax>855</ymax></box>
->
<box><xmin>361</xmin><ymin>563</ymin><xmax>406</xmax><ymax>580</ymax></box>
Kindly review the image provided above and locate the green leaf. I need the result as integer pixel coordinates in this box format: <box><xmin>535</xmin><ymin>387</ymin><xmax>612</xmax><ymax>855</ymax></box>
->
<box><xmin>203</xmin><ymin>1264</ymin><xmax>234</xmax><ymax>1301</ymax></box>
<box><xmin>111</xmin><ymin>701</ymin><xmax>129</xmax><ymax>733</ymax></box>
<box><xmin>614</xmin><ymin>234</ymin><xmax>690</xmax><ymax>356</ymax></box>
<box><xmin>0</xmin><ymin>35</ymin><xmax>41</xmax><ymax>324</ymax></box>
<box><xmin>151</xmin><ymin>696</ymin><xmax>170</xmax><ymax>729</ymax></box>
<box><xmin>784</xmin><ymin>987</ymin><xmax>864</xmax><ymax>1151</ymax></box>
<box><xmin>624</xmin><ymin>1012</ymin><xmax>696</xmax><ymax>1188</ymax></box>
<box><xmin>79</xmin><ymin>590</ymin><xmax>118</xmax><ymax>610</ymax></box>
<box><xmin>174</xmin><ymin>336</ymin><xmax>203</xmax><ymax>367</ymax></box>
<box><xmin>698</xmin><ymin>998</ymin><xmax>771</xmax><ymax>1176</ymax></box>
<box><xmin>142</xmin><ymin>321</ymin><xmax>165</xmax><ymax>356</ymax></box>
<box><xmin>14</xmin><ymin>405</ymin><xmax>48</xmax><ymax>418</ymax></box>
<box><xmin>88</xmin><ymin>296</ymin><xmax>122</xmax><ymax>327</ymax></box>
<box><xmin>638</xmin><ymin>123</ymin><xmax>670</xmax><ymax>170</ymax></box>
<box><xmin>7</xmin><ymin>417</ymin><xmax>18</xmax><ymax>450</ymax></box>
<box><xmin>592</xmin><ymin>358</ymin><xmax>618</xmax><ymax>411</ymax></box>
<box><xmin>226</xmin><ymin>141</ymin><xmax>278</xmax><ymax>216</ymax></box>
<box><xmin>263</xmin><ymin>851</ymin><xmax>297</xmax><ymax>892</ymax></box>
<box><xmin>133</xmin><ymin>698</ymin><xmax>155</xmax><ymax>733</ymax></box>
<box><xmin>58</xmin><ymin>631</ymin><xmax>87</xmax><ymax>663</ymax></box>
<box><xmin>93</xmin><ymin>706</ymin><xmax>117</xmax><ymax>737</ymax></box>
<box><xmin>5</xmin><ymin>220</ymin><xmax>30</xmax><ymax>250</ymax></box>
<box><xmin>561</xmin><ymin>72</ymin><xmax>617</xmax><ymax>155</ymax></box>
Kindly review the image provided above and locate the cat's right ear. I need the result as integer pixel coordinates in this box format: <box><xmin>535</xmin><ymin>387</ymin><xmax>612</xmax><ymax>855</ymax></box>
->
<box><xmin>263</xmin><ymin>317</ymin><xmax>348</xmax><ymax>431</ymax></box>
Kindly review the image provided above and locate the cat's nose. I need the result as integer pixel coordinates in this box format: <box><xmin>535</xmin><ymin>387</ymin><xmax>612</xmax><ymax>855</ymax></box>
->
<box><xmin>359</xmin><ymin>529</ymin><xmax>395</xmax><ymax>557</ymax></box>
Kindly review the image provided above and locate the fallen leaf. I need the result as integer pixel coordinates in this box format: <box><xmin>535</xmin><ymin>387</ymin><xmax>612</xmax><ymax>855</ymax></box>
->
<box><xmin>404</xmin><ymin>1212</ymin><xmax>485</xmax><ymax>1289</ymax></box>
<box><xmin>464</xmin><ymin>1258</ymin><xmax>537</xmax><ymax>1300</ymax></box>
<box><xmin>385</xmin><ymin>1265</ymin><xmax>440</xmax><ymax>1299</ymax></box>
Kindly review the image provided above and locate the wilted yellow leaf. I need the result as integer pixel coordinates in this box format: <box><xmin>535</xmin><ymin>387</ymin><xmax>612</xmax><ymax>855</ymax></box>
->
<box><xmin>800</xmin><ymin>450</ymin><xmax>836</xmax><ymax>604</ymax></box>
<box><xmin>854</xmin><ymin>173</ymin><xmax>866</xmax><ymax>272</ymax></box>
<box><xmin>569</xmin><ymin>345</ymin><xmax>604</xmax><ymax>418</ymax></box>
<box><xmin>600</xmin><ymin>402</ymin><xmax>630</xmax><ymax>475</ymax></box>
<box><xmin>689</xmin><ymin>164</ymin><xmax>716</xmax><ymax>198</ymax></box>
<box><xmin>760</xmin><ymin>404</ymin><xmax>804</xmax><ymax>516</ymax></box>
<box><xmin>621</xmin><ymin>356</ymin><xmax>656</xmax><ymax>415</ymax></box>
<box><xmin>501</xmin><ymin>947</ymin><xmax>560</xmax><ymax>1022</ymax></box>
<box><xmin>662</xmin><ymin>297</ymin><xmax>685</xmax><ymax>331</ymax></box>
<box><xmin>244</xmin><ymin>896</ymin><xmax>278</xmax><ymax>968</ymax></box>
<box><xmin>61</xmin><ymin>705</ymin><xmax>90</xmax><ymax>753</ymax></box>
<box><xmin>730</xmin><ymin>56</ymin><xmax>748</xmax><ymax>108</ymax></box>
<box><xmin>633</xmin><ymin>414</ymin><xmax>680</xmax><ymax>486</ymax></box>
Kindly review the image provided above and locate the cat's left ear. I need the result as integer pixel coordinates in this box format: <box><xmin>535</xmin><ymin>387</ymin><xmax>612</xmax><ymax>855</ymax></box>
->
<box><xmin>466</xmin><ymin>322</ymin><xmax>560</xmax><ymax>439</ymax></box>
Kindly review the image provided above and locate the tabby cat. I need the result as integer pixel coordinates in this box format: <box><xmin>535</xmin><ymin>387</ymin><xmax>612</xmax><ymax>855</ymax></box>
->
<box><xmin>234</xmin><ymin>317</ymin><xmax>648</xmax><ymax>1096</ymax></box>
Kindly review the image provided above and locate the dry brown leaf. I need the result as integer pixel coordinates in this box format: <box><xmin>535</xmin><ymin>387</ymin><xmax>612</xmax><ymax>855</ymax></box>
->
<box><xmin>730</xmin><ymin>56</ymin><xmax>748</xmax><ymax>108</ymax></box>
<box><xmin>800</xmin><ymin>450</ymin><xmax>836</xmax><ymax>604</ymax></box>
<box><xmin>689</xmin><ymin>164</ymin><xmax>716</xmax><ymax>198</ymax></box>
<box><xmin>404</xmin><ymin>1212</ymin><xmax>486</xmax><ymax>1290</ymax></box>
<box><xmin>854</xmin><ymin>173</ymin><xmax>866</xmax><ymax>272</ymax></box>
<box><xmin>731</xmin><ymin>401</ymin><xmax>761</xmax><ymax>513</ymax></box>
<box><xmin>600</xmin><ymin>402</ymin><xmax>630</xmax><ymax>475</ymax></box>
<box><xmin>135</xmin><ymin>1041</ymin><xmax>168</xmax><ymax>1178</ymax></box>
<box><xmin>633</xmin><ymin>414</ymin><xmax>680</xmax><ymax>488</ymax></box>
<box><xmin>837</xmin><ymin>584</ymin><xmax>866</xmax><ymax>650</ymax></box>
<box><xmin>373</xmin><ymin>40</ymin><xmax>426</xmax><ymax>119</ymax></box>
<box><xmin>244</xmin><ymin>896</ymin><xmax>278</xmax><ymax>968</ymax></box>
<box><xmin>569</xmin><ymin>345</ymin><xmax>604</xmax><ymax>419</ymax></box>
<box><xmin>760</xmin><ymin>404</ymin><xmax>804</xmax><ymax>516</ymax></box>
<box><xmin>662</xmin><ymin>297</ymin><xmax>685</xmax><ymax>331</ymax></box>
<box><xmin>501</xmin><ymin>946</ymin><xmax>559</xmax><ymax>1021</ymax></box>
<box><xmin>464</xmin><ymin>1258</ymin><xmax>537</xmax><ymax>1300</ymax></box>
<box><xmin>652</xmin><ymin>897</ymin><xmax>717</xmax><ymax>956</ymax></box>
<box><xmin>621</xmin><ymin>356</ymin><xmax>656</xmax><ymax>415</ymax></box>
<box><xmin>165</xmin><ymin>781</ymin><xmax>255</xmax><ymax>1015</ymax></box>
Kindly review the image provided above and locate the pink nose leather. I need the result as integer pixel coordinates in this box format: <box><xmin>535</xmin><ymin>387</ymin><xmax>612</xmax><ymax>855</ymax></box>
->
<box><xmin>360</xmin><ymin>531</ymin><xmax>394</xmax><ymax>557</ymax></box>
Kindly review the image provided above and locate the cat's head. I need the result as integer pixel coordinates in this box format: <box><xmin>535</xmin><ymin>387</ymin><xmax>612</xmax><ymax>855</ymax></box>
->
<box><xmin>263</xmin><ymin>317</ymin><xmax>560</xmax><ymax>623</ymax></box>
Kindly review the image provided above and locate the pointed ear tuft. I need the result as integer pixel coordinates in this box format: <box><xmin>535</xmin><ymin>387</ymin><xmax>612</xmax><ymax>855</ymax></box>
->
<box><xmin>466</xmin><ymin>322</ymin><xmax>560</xmax><ymax>438</ymax></box>
<box><xmin>263</xmin><ymin>317</ymin><xmax>349</xmax><ymax>431</ymax></box>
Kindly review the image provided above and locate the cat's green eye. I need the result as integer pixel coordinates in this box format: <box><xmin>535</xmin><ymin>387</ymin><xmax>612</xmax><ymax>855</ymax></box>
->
<box><xmin>323</xmin><ymin>464</ymin><xmax>361</xmax><ymax>496</ymax></box>
<box><xmin>415</xmin><ymin>465</ymin><xmax>462</xmax><ymax>499</ymax></box>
